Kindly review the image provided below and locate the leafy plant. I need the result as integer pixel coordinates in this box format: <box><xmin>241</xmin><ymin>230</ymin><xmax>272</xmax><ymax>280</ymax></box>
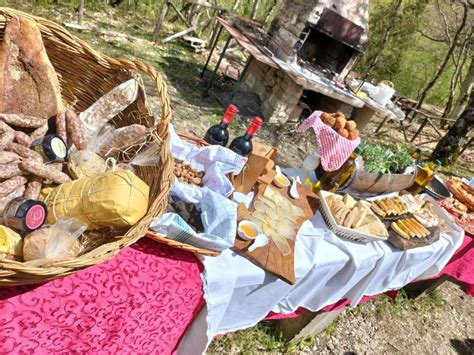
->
<box><xmin>359</xmin><ymin>141</ymin><xmax>414</xmax><ymax>174</ymax></box>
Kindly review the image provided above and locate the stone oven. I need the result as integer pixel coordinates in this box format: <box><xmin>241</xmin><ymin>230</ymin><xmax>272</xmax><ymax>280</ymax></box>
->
<box><xmin>240</xmin><ymin>0</ymin><xmax>369</xmax><ymax>124</ymax></box>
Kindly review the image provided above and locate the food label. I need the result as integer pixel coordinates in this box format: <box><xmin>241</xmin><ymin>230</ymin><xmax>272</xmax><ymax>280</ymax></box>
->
<box><xmin>51</xmin><ymin>137</ymin><xmax>67</xmax><ymax>159</ymax></box>
<box><xmin>25</xmin><ymin>205</ymin><xmax>46</xmax><ymax>231</ymax></box>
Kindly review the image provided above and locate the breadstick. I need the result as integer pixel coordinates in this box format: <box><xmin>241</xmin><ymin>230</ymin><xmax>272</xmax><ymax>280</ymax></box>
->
<box><xmin>0</xmin><ymin>176</ymin><xmax>27</xmax><ymax>196</ymax></box>
<box><xmin>30</xmin><ymin>122</ymin><xmax>49</xmax><ymax>142</ymax></box>
<box><xmin>0</xmin><ymin>151</ymin><xmax>20</xmax><ymax>164</ymax></box>
<box><xmin>55</xmin><ymin>111</ymin><xmax>67</xmax><ymax>142</ymax></box>
<box><xmin>14</xmin><ymin>130</ymin><xmax>32</xmax><ymax>147</ymax></box>
<box><xmin>0</xmin><ymin>163</ymin><xmax>22</xmax><ymax>179</ymax></box>
<box><xmin>6</xmin><ymin>142</ymin><xmax>43</xmax><ymax>163</ymax></box>
<box><xmin>65</xmin><ymin>110</ymin><xmax>86</xmax><ymax>150</ymax></box>
<box><xmin>24</xmin><ymin>178</ymin><xmax>43</xmax><ymax>200</ymax></box>
<box><xmin>0</xmin><ymin>113</ymin><xmax>47</xmax><ymax>128</ymax></box>
<box><xmin>20</xmin><ymin>160</ymin><xmax>70</xmax><ymax>184</ymax></box>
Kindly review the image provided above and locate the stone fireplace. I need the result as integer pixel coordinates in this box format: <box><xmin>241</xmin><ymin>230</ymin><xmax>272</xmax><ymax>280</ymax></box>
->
<box><xmin>240</xmin><ymin>0</ymin><xmax>369</xmax><ymax>124</ymax></box>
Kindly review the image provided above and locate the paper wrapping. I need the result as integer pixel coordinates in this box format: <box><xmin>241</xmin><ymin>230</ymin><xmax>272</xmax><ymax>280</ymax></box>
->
<box><xmin>40</xmin><ymin>170</ymin><xmax>149</xmax><ymax>230</ymax></box>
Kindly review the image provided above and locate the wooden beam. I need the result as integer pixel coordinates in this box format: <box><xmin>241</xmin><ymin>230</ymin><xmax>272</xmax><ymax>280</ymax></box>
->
<box><xmin>162</xmin><ymin>17</ymin><xmax>213</xmax><ymax>43</ymax></box>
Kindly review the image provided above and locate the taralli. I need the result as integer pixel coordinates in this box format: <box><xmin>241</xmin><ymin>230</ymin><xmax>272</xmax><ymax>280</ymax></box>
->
<box><xmin>0</xmin><ymin>113</ymin><xmax>47</xmax><ymax>128</ymax></box>
<box><xmin>65</xmin><ymin>110</ymin><xmax>86</xmax><ymax>150</ymax></box>
<box><xmin>0</xmin><ymin>163</ymin><xmax>22</xmax><ymax>179</ymax></box>
<box><xmin>0</xmin><ymin>176</ymin><xmax>27</xmax><ymax>196</ymax></box>
<box><xmin>14</xmin><ymin>131</ymin><xmax>32</xmax><ymax>147</ymax></box>
<box><xmin>20</xmin><ymin>160</ymin><xmax>71</xmax><ymax>184</ymax></box>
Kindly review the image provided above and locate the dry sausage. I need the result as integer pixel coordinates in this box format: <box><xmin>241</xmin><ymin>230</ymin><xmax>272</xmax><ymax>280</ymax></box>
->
<box><xmin>6</xmin><ymin>142</ymin><xmax>43</xmax><ymax>163</ymax></box>
<box><xmin>0</xmin><ymin>163</ymin><xmax>22</xmax><ymax>179</ymax></box>
<box><xmin>0</xmin><ymin>185</ymin><xmax>25</xmax><ymax>215</ymax></box>
<box><xmin>55</xmin><ymin>111</ymin><xmax>67</xmax><ymax>142</ymax></box>
<box><xmin>24</xmin><ymin>178</ymin><xmax>43</xmax><ymax>200</ymax></box>
<box><xmin>20</xmin><ymin>160</ymin><xmax>71</xmax><ymax>184</ymax></box>
<box><xmin>101</xmin><ymin>124</ymin><xmax>148</xmax><ymax>153</ymax></box>
<box><xmin>30</xmin><ymin>122</ymin><xmax>49</xmax><ymax>142</ymax></box>
<box><xmin>65</xmin><ymin>110</ymin><xmax>86</xmax><ymax>150</ymax></box>
<box><xmin>0</xmin><ymin>130</ymin><xmax>14</xmax><ymax>151</ymax></box>
<box><xmin>0</xmin><ymin>151</ymin><xmax>20</xmax><ymax>164</ymax></box>
<box><xmin>14</xmin><ymin>131</ymin><xmax>32</xmax><ymax>147</ymax></box>
<box><xmin>0</xmin><ymin>113</ymin><xmax>47</xmax><ymax>128</ymax></box>
<box><xmin>0</xmin><ymin>176</ymin><xmax>27</xmax><ymax>196</ymax></box>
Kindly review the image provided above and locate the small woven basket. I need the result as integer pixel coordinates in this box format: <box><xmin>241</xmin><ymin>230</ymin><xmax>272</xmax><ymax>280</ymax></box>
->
<box><xmin>146</xmin><ymin>132</ymin><xmax>220</xmax><ymax>257</ymax></box>
<box><xmin>0</xmin><ymin>8</ymin><xmax>174</xmax><ymax>285</ymax></box>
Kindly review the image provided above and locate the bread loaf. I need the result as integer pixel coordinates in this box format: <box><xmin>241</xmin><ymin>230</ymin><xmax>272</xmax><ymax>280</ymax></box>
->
<box><xmin>0</xmin><ymin>16</ymin><xmax>64</xmax><ymax>119</ymax></box>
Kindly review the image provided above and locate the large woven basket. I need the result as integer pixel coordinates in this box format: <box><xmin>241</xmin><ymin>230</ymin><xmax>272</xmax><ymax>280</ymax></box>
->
<box><xmin>146</xmin><ymin>132</ymin><xmax>220</xmax><ymax>257</ymax></box>
<box><xmin>0</xmin><ymin>8</ymin><xmax>174</xmax><ymax>285</ymax></box>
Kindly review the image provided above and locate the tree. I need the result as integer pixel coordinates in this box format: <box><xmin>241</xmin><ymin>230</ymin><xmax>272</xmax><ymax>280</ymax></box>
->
<box><xmin>431</xmin><ymin>92</ymin><xmax>473</xmax><ymax>165</ymax></box>
<box><xmin>408</xmin><ymin>0</ymin><xmax>468</xmax><ymax>121</ymax></box>
<box><xmin>446</xmin><ymin>57</ymin><xmax>474</xmax><ymax>126</ymax></box>
<box><xmin>78</xmin><ymin>0</ymin><xmax>84</xmax><ymax>25</ymax></box>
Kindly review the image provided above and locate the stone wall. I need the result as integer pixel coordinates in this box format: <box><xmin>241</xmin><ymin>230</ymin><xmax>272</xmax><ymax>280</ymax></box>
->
<box><xmin>241</xmin><ymin>60</ymin><xmax>304</xmax><ymax>124</ymax></box>
<box><xmin>267</xmin><ymin>0</ymin><xmax>369</xmax><ymax>62</ymax></box>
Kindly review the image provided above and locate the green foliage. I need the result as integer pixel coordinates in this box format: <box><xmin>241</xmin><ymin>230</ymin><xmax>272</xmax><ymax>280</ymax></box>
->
<box><xmin>358</xmin><ymin>141</ymin><xmax>414</xmax><ymax>174</ymax></box>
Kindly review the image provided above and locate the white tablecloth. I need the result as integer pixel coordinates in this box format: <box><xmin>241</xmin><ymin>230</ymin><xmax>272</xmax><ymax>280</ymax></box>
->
<box><xmin>177</xmin><ymin>211</ymin><xmax>464</xmax><ymax>355</ymax></box>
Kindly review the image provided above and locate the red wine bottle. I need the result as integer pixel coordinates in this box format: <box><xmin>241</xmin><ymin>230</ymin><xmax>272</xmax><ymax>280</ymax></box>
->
<box><xmin>229</xmin><ymin>117</ymin><xmax>263</xmax><ymax>157</ymax></box>
<box><xmin>203</xmin><ymin>104</ymin><xmax>238</xmax><ymax>146</ymax></box>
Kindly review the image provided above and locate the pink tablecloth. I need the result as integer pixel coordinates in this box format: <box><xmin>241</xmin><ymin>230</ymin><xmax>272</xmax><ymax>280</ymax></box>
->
<box><xmin>0</xmin><ymin>234</ymin><xmax>472</xmax><ymax>354</ymax></box>
<box><xmin>0</xmin><ymin>239</ymin><xmax>204</xmax><ymax>354</ymax></box>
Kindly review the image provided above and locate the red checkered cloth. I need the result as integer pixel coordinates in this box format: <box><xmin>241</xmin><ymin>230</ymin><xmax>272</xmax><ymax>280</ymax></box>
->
<box><xmin>296</xmin><ymin>111</ymin><xmax>360</xmax><ymax>172</ymax></box>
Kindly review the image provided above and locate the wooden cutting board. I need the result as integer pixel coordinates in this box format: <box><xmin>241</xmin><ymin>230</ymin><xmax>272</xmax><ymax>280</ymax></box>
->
<box><xmin>232</xmin><ymin>183</ymin><xmax>319</xmax><ymax>284</ymax></box>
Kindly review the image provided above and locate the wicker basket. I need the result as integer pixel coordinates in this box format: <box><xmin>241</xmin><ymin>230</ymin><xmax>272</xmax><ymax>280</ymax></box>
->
<box><xmin>0</xmin><ymin>8</ymin><xmax>174</xmax><ymax>285</ymax></box>
<box><xmin>146</xmin><ymin>132</ymin><xmax>221</xmax><ymax>257</ymax></box>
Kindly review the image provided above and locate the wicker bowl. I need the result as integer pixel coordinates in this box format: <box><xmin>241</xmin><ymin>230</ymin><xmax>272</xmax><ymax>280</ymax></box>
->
<box><xmin>0</xmin><ymin>8</ymin><xmax>174</xmax><ymax>285</ymax></box>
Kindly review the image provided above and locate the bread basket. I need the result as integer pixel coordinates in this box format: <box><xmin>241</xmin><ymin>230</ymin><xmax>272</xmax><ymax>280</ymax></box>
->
<box><xmin>0</xmin><ymin>8</ymin><xmax>174</xmax><ymax>285</ymax></box>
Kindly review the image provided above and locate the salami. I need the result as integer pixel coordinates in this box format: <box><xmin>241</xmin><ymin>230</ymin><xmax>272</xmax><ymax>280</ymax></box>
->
<box><xmin>20</xmin><ymin>160</ymin><xmax>71</xmax><ymax>184</ymax></box>
<box><xmin>0</xmin><ymin>113</ymin><xmax>47</xmax><ymax>128</ymax></box>
<box><xmin>0</xmin><ymin>176</ymin><xmax>27</xmax><ymax>196</ymax></box>
<box><xmin>0</xmin><ymin>151</ymin><xmax>20</xmax><ymax>164</ymax></box>
<box><xmin>55</xmin><ymin>111</ymin><xmax>67</xmax><ymax>142</ymax></box>
<box><xmin>24</xmin><ymin>178</ymin><xmax>43</xmax><ymax>200</ymax></box>
<box><xmin>0</xmin><ymin>185</ymin><xmax>26</xmax><ymax>214</ymax></box>
<box><xmin>0</xmin><ymin>163</ymin><xmax>22</xmax><ymax>179</ymax></box>
<box><xmin>101</xmin><ymin>124</ymin><xmax>148</xmax><ymax>153</ymax></box>
<box><xmin>14</xmin><ymin>130</ymin><xmax>32</xmax><ymax>147</ymax></box>
<box><xmin>6</xmin><ymin>142</ymin><xmax>43</xmax><ymax>163</ymax></box>
<box><xmin>30</xmin><ymin>122</ymin><xmax>49</xmax><ymax>142</ymax></box>
<box><xmin>65</xmin><ymin>110</ymin><xmax>86</xmax><ymax>150</ymax></box>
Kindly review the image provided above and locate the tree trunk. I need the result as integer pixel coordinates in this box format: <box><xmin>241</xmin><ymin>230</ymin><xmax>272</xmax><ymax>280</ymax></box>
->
<box><xmin>431</xmin><ymin>93</ymin><xmax>474</xmax><ymax>165</ymax></box>
<box><xmin>409</xmin><ymin>1</ymin><xmax>468</xmax><ymax>121</ymax></box>
<box><xmin>78</xmin><ymin>0</ymin><xmax>85</xmax><ymax>25</ymax></box>
<box><xmin>441</xmin><ymin>29</ymin><xmax>471</xmax><ymax>126</ymax></box>
<box><xmin>365</xmin><ymin>0</ymin><xmax>403</xmax><ymax>75</ymax></box>
<box><xmin>232</xmin><ymin>0</ymin><xmax>241</xmax><ymax>12</ymax></box>
<box><xmin>446</xmin><ymin>57</ymin><xmax>474</xmax><ymax>126</ymax></box>
<box><xmin>153</xmin><ymin>0</ymin><xmax>169</xmax><ymax>42</ymax></box>
<box><xmin>250</xmin><ymin>0</ymin><xmax>260</xmax><ymax>20</ymax></box>
<box><xmin>263</xmin><ymin>0</ymin><xmax>278</xmax><ymax>26</ymax></box>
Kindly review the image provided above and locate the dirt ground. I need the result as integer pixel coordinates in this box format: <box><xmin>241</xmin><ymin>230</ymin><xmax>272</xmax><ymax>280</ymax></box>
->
<box><xmin>311</xmin><ymin>282</ymin><xmax>473</xmax><ymax>355</ymax></box>
<box><xmin>5</xmin><ymin>4</ymin><xmax>473</xmax><ymax>354</ymax></box>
